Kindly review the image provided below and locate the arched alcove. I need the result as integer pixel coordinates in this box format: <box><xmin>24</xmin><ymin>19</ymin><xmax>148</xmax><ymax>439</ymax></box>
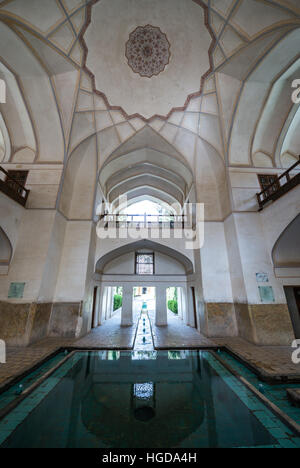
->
<box><xmin>0</xmin><ymin>227</ymin><xmax>13</xmax><ymax>274</ymax></box>
<box><xmin>272</xmin><ymin>214</ymin><xmax>300</xmax><ymax>268</ymax></box>
<box><xmin>273</xmin><ymin>214</ymin><xmax>300</xmax><ymax>339</ymax></box>
<box><xmin>96</xmin><ymin>239</ymin><xmax>194</xmax><ymax>275</ymax></box>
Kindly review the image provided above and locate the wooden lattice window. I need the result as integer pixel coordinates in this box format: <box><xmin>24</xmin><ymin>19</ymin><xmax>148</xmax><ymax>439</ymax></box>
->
<box><xmin>258</xmin><ymin>174</ymin><xmax>279</xmax><ymax>194</ymax></box>
<box><xmin>135</xmin><ymin>253</ymin><xmax>154</xmax><ymax>275</ymax></box>
<box><xmin>6</xmin><ymin>170</ymin><xmax>28</xmax><ymax>194</ymax></box>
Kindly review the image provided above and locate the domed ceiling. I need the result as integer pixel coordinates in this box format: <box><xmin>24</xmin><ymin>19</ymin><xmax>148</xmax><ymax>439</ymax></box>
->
<box><xmin>82</xmin><ymin>0</ymin><xmax>213</xmax><ymax>120</ymax></box>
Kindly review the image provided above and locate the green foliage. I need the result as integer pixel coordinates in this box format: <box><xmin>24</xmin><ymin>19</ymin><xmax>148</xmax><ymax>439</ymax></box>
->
<box><xmin>113</xmin><ymin>294</ymin><xmax>123</xmax><ymax>311</ymax></box>
<box><xmin>168</xmin><ymin>300</ymin><xmax>178</xmax><ymax>314</ymax></box>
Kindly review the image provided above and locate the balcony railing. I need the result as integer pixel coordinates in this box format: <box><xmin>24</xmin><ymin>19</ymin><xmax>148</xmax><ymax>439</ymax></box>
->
<box><xmin>256</xmin><ymin>157</ymin><xmax>300</xmax><ymax>211</ymax></box>
<box><xmin>100</xmin><ymin>213</ymin><xmax>187</xmax><ymax>229</ymax></box>
<box><xmin>0</xmin><ymin>167</ymin><xmax>30</xmax><ymax>207</ymax></box>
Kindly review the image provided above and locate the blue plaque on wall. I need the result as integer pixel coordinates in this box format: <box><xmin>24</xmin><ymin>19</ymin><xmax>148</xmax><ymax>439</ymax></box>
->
<box><xmin>258</xmin><ymin>286</ymin><xmax>275</xmax><ymax>303</ymax></box>
<box><xmin>8</xmin><ymin>283</ymin><xmax>25</xmax><ymax>299</ymax></box>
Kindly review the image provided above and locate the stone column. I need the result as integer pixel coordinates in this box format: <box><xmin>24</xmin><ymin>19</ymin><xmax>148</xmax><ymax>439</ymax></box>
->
<box><xmin>101</xmin><ymin>287</ymin><xmax>108</xmax><ymax>322</ymax></box>
<box><xmin>177</xmin><ymin>287</ymin><xmax>183</xmax><ymax>320</ymax></box>
<box><xmin>155</xmin><ymin>285</ymin><xmax>168</xmax><ymax>326</ymax></box>
<box><xmin>106</xmin><ymin>287</ymin><xmax>113</xmax><ymax>319</ymax></box>
<box><xmin>121</xmin><ymin>284</ymin><xmax>133</xmax><ymax>327</ymax></box>
<box><xmin>187</xmin><ymin>286</ymin><xmax>195</xmax><ymax>327</ymax></box>
<box><xmin>109</xmin><ymin>287</ymin><xmax>115</xmax><ymax>318</ymax></box>
<box><xmin>105</xmin><ymin>287</ymin><xmax>111</xmax><ymax>320</ymax></box>
<box><xmin>181</xmin><ymin>286</ymin><xmax>189</xmax><ymax>324</ymax></box>
<box><xmin>98</xmin><ymin>285</ymin><xmax>104</xmax><ymax>325</ymax></box>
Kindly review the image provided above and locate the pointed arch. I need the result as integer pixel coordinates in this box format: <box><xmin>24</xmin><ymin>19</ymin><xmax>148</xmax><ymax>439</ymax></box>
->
<box><xmin>95</xmin><ymin>239</ymin><xmax>194</xmax><ymax>275</ymax></box>
<box><xmin>0</xmin><ymin>226</ymin><xmax>13</xmax><ymax>274</ymax></box>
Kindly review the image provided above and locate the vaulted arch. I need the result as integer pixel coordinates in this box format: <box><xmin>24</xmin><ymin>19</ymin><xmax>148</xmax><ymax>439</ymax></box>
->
<box><xmin>98</xmin><ymin>126</ymin><xmax>194</xmax><ymax>212</ymax></box>
<box><xmin>272</xmin><ymin>214</ymin><xmax>300</xmax><ymax>268</ymax></box>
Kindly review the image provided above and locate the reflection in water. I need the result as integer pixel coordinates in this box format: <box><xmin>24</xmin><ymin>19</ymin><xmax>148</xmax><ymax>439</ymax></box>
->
<box><xmin>97</xmin><ymin>350</ymin><xmax>120</xmax><ymax>361</ymax></box>
<box><xmin>133</xmin><ymin>382</ymin><xmax>154</xmax><ymax>400</ymax></box>
<box><xmin>133</xmin><ymin>382</ymin><xmax>155</xmax><ymax>422</ymax></box>
<box><xmin>1</xmin><ymin>350</ymin><xmax>279</xmax><ymax>448</ymax></box>
<box><xmin>168</xmin><ymin>350</ymin><xmax>189</xmax><ymax>360</ymax></box>
<box><xmin>131</xmin><ymin>351</ymin><xmax>157</xmax><ymax>360</ymax></box>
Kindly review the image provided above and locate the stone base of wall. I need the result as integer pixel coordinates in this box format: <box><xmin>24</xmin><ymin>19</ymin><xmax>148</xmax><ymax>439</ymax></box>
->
<box><xmin>203</xmin><ymin>302</ymin><xmax>295</xmax><ymax>345</ymax></box>
<box><xmin>48</xmin><ymin>302</ymin><xmax>82</xmax><ymax>339</ymax></box>
<box><xmin>205</xmin><ymin>303</ymin><xmax>238</xmax><ymax>337</ymax></box>
<box><xmin>0</xmin><ymin>301</ymin><xmax>82</xmax><ymax>346</ymax></box>
<box><xmin>0</xmin><ymin>300</ymin><xmax>295</xmax><ymax>347</ymax></box>
<box><xmin>235</xmin><ymin>303</ymin><xmax>255</xmax><ymax>343</ymax></box>
<box><xmin>235</xmin><ymin>303</ymin><xmax>295</xmax><ymax>346</ymax></box>
<box><xmin>0</xmin><ymin>302</ymin><xmax>52</xmax><ymax>346</ymax></box>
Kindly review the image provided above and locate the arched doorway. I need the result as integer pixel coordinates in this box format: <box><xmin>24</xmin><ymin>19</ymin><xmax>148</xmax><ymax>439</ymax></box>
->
<box><xmin>95</xmin><ymin>239</ymin><xmax>195</xmax><ymax>329</ymax></box>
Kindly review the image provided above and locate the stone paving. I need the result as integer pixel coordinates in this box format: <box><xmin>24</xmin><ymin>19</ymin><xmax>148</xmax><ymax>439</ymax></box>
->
<box><xmin>151</xmin><ymin>311</ymin><xmax>215</xmax><ymax>348</ymax></box>
<box><xmin>75</xmin><ymin>309</ymin><xmax>139</xmax><ymax>349</ymax></box>
<box><xmin>214</xmin><ymin>337</ymin><xmax>300</xmax><ymax>379</ymax></box>
<box><xmin>0</xmin><ymin>310</ymin><xmax>299</xmax><ymax>389</ymax></box>
<box><xmin>0</xmin><ymin>310</ymin><xmax>139</xmax><ymax>389</ymax></box>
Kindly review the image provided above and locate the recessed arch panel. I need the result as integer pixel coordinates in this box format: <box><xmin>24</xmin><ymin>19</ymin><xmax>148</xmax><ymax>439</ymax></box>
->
<box><xmin>95</xmin><ymin>239</ymin><xmax>194</xmax><ymax>275</ymax></box>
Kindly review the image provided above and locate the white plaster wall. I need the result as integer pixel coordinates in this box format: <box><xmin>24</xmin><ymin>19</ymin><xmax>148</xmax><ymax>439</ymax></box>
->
<box><xmin>0</xmin><ymin>210</ymin><xmax>57</xmax><ymax>302</ymax></box>
<box><xmin>224</xmin><ymin>214</ymin><xmax>247</xmax><ymax>303</ymax></box>
<box><xmin>74</xmin><ymin>223</ymin><xmax>99</xmax><ymax>335</ymax></box>
<box><xmin>226</xmin><ymin>172</ymin><xmax>300</xmax><ymax>303</ymax></box>
<box><xmin>194</xmin><ymin>138</ymin><xmax>230</xmax><ymax>221</ymax></box>
<box><xmin>68</xmin><ymin>136</ymin><xmax>97</xmax><ymax>220</ymax></box>
<box><xmin>38</xmin><ymin>212</ymin><xmax>67</xmax><ymax>302</ymax></box>
<box><xmin>54</xmin><ymin>221</ymin><xmax>93</xmax><ymax>302</ymax></box>
<box><xmin>103</xmin><ymin>253</ymin><xmax>134</xmax><ymax>274</ymax></box>
<box><xmin>200</xmin><ymin>222</ymin><xmax>233</xmax><ymax>303</ymax></box>
<box><xmin>60</xmin><ymin>136</ymin><xmax>97</xmax><ymax>220</ymax></box>
<box><xmin>233</xmin><ymin>212</ymin><xmax>287</xmax><ymax>304</ymax></box>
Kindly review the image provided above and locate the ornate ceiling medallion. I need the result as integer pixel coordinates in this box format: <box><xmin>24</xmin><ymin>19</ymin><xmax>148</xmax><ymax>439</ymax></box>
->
<box><xmin>125</xmin><ymin>25</ymin><xmax>171</xmax><ymax>78</ymax></box>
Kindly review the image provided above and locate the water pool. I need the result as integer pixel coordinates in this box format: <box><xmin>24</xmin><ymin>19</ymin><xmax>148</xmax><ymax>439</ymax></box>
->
<box><xmin>218</xmin><ymin>350</ymin><xmax>300</xmax><ymax>427</ymax></box>
<box><xmin>0</xmin><ymin>350</ymin><xmax>299</xmax><ymax>448</ymax></box>
<box><xmin>0</xmin><ymin>351</ymin><xmax>66</xmax><ymax>413</ymax></box>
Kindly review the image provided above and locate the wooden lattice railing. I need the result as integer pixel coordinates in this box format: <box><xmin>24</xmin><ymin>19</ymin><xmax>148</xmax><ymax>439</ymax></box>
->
<box><xmin>0</xmin><ymin>167</ymin><xmax>30</xmax><ymax>207</ymax></box>
<box><xmin>257</xmin><ymin>157</ymin><xmax>300</xmax><ymax>211</ymax></box>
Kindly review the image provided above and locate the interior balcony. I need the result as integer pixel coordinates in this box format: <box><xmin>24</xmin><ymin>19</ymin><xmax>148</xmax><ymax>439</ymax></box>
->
<box><xmin>257</xmin><ymin>157</ymin><xmax>300</xmax><ymax>211</ymax></box>
<box><xmin>0</xmin><ymin>167</ymin><xmax>30</xmax><ymax>207</ymax></box>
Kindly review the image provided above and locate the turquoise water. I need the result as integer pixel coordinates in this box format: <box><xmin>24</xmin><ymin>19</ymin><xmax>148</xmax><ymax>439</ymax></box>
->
<box><xmin>0</xmin><ymin>352</ymin><xmax>65</xmax><ymax>413</ymax></box>
<box><xmin>0</xmin><ymin>350</ymin><xmax>300</xmax><ymax>448</ymax></box>
<box><xmin>219</xmin><ymin>350</ymin><xmax>300</xmax><ymax>427</ymax></box>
